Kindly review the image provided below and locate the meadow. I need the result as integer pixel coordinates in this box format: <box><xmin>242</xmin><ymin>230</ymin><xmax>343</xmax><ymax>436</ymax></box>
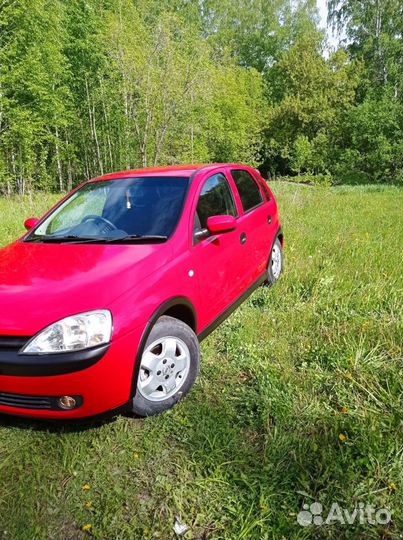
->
<box><xmin>0</xmin><ymin>183</ymin><xmax>402</xmax><ymax>540</ymax></box>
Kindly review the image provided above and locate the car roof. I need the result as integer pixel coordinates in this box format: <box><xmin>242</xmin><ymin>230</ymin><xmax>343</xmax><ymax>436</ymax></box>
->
<box><xmin>90</xmin><ymin>163</ymin><xmax>251</xmax><ymax>182</ymax></box>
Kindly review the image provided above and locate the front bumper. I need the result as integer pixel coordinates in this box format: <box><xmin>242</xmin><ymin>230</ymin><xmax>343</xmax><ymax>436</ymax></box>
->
<box><xmin>0</xmin><ymin>339</ymin><xmax>110</xmax><ymax>376</ymax></box>
<box><xmin>0</xmin><ymin>327</ymin><xmax>143</xmax><ymax>419</ymax></box>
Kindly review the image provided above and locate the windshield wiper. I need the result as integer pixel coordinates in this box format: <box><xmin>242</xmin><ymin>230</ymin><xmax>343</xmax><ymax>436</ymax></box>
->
<box><xmin>26</xmin><ymin>234</ymin><xmax>168</xmax><ymax>244</ymax></box>
<box><xmin>26</xmin><ymin>235</ymin><xmax>96</xmax><ymax>243</ymax></box>
<box><xmin>101</xmin><ymin>234</ymin><xmax>168</xmax><ymax>244</ymax></box>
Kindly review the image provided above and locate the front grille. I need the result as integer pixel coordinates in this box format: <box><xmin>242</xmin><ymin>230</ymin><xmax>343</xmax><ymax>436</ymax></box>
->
<box><xmin>0</xmin><ymin>391</ymin><xmax>54</xmax><ymax>409</ymax></box>
<box><xmin>0</xmin><ymin>336</ymin><xmax>30</xmax><ymax>352</ymax></box>
<box><xmin>0</xmin><ymin>392</ymin><xmax>83</xmax><ymax>411</ymax></box>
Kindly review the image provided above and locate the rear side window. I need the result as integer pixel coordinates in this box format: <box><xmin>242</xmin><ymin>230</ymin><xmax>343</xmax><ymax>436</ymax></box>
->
<box><xmin>231</xmin><ymin>169</ymin><xmax>263</xmax><ymax>212</ymax></box>
<box><xmin>195</xmin><ymin>173</ymin><xmax>237</xmax><ymax>229</ymax></box>
<box><xmin>257</xmin><ymin>176</ymin><xmax>271</xmax><ymax>199</ymax></box>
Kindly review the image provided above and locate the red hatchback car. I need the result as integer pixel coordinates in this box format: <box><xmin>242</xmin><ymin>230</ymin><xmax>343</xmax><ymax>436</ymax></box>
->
<box><xmin>0</xmin><ymin>164</ymin><xmax>283</xmax><ymax>419</ymax></box>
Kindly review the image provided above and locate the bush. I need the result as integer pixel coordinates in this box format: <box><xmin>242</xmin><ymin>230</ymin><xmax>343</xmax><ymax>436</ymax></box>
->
<box><xmin>277</xmin><ymin>173</ymin><xmax>335</xmax><ymax>186</ymax></box>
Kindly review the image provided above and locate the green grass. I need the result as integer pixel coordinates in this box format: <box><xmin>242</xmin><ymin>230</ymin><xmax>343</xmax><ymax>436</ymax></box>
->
<box><xmin>0</xmin><ymin>183</ymin><xmax>402</xmax><ymax>540</ymax></box>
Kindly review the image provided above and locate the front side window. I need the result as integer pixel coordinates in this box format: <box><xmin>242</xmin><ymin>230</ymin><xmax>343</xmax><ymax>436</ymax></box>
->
<box><xmin>194</xmin><ymin>173</ymin><xmax>237</xmax><ymax>231</ymax></box>
<box><xmin>231</xmin><ymin>169</ymin><xmax>263</xmax><ymax>212</ymax></box>
<box><xmin>27</xmin><ymin>176</ymin><xmax>189</xmax><ymax>243</ymax></box>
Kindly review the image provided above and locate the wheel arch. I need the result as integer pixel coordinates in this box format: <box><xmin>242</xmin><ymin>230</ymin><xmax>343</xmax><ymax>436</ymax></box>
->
<box><xmin>129</xmin><ymin>297</ymin><xmax>197</xmax><ymax>399</ymax></box>
<box><xmin>276</xmin><ymin>227</ymin><xmax>284</xmax><ymax>247</ymax></box>
<box><xmin>162</xmin><ymin>303</ymin><xmax>197</xmax><ymax>333</ymax></box>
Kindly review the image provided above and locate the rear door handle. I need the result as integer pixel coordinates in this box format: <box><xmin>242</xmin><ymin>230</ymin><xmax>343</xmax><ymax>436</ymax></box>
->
<box><xmin>267</xmin><ymin>215</ymin><xmax>272</xmax><ymax>224</ymax></box>
<box><xmin>240</xmin><ymin>232</ymin><xmax>247</xmax><ymax>245</ymax></box>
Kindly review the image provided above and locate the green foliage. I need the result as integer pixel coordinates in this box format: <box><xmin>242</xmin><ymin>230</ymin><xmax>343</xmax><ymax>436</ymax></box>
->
<box><xmin>290</xmin><ymin>135</ymin><xmax>314</xmax><ymax>174</ymax></box>
<box><xmin>328</xmin><ymin>0</ymin><xmax>403</xmax><ymax>97</ymax></box>
<box><xmin>101</xmin><ymin>3</ymin><xmax>264</xmax><ymax>167</ymax></box>
<box><xmin>334</xmin><ymin>94</ymin><xmax>403</xmax><ymax>183</ymax></box>
<box><xmin>278</xmin><ymin>173</ymin><xmax>335</xmax><ymax>186</ymax></box>
<box><xmin>0</xmin><ymin>0</ymin><xmax>402</xmax><ymax>191</ymax></box>
<box><xmin>0</xmin><ymin>0</ymin><xmax>72</xmax><ymax>193</ymax></box>
<box><xmin>0</xmin><ymin>0</ymin><xmax>265</xmax><ymax>192</ymax></box>
<box><xmin>263</xmin><ymin>35</ymin><xmax>362</xmax><ymax>177</ymax></box>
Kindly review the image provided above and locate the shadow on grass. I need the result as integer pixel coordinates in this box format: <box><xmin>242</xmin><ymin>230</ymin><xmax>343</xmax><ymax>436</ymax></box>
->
<box><xmin>0</xmin><ymin>404</ymin><xmax>129</xmax><ymax>433</ymax></box>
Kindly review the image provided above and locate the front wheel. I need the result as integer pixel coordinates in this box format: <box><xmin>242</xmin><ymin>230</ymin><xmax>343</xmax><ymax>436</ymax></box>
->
<box><xmin>131</xmin><ymin>316</ymin><xmax>200</xmax><ymax>417</ymax></box>
<box><xmin>266</xmin><ymin>237</ymin><xmax>283</xmax><ymax>286</ymax></box>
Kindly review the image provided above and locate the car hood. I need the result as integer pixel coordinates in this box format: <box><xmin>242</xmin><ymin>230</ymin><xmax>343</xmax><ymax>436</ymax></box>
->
<box><xmin>0</xmin><ymin>241</ymin><xmax>171</xmax><ymax>335</ymax></box>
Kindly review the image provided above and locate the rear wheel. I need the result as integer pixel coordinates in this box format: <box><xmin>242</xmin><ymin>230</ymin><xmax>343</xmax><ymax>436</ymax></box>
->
<box><xmin>131</xmin><ymin>316</ymin><xmax>200</xmax><ymax>416</ymax></box>
<box><xmin>266</xmin><ymin>237</ymin><xmax>283</xmax><ymax>286</ymax></box>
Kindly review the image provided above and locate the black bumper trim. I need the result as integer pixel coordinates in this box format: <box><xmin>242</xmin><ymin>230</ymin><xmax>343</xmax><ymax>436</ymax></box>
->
<box><xmin>0</xmin><ymin>391</ymin><xmax>83</xmax><ymax>410</ymax></box>
<box><xmin>0</xmin><ymin>343</ymin><xmax>110</xmax><ymax>377</ymax></box>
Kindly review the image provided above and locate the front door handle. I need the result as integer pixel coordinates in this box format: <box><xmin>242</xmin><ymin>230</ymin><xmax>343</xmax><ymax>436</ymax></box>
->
<box><xmin>240</xmin><ymin>232</ymin><xmax>247</xmax><ymax>245</ymax></box>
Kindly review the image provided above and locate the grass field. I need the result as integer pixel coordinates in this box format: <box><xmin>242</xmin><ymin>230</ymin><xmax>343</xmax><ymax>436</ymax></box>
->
<box><xmin>0</xmin><ymin>183</ymin><xmax>402</xmax><ymax>540</ymax></box>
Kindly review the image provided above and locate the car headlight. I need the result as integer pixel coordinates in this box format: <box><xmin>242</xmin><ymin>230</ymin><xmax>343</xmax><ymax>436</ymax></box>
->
<box><xmin>21</xmin><ymin>310</ymin><xmax>113</xmax><ymax>354</ymax></box>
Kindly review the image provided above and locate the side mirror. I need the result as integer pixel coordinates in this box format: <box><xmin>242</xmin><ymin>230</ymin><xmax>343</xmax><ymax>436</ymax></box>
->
<box><xmin>207</xmin><ymin>215</ymin><xmax>237</xmax><ymax>234</ymax></box>
<box><xmin>24</xmin><ymin>218</ymin><xmax>39</xmax><ymax>231</ymax></box>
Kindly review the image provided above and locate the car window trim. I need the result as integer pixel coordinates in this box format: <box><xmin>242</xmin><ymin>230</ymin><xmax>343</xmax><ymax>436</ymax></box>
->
<box><xmin>192</xmin><ymin>171</ymin><xmax>239</xmax><ymax>245</ymax></box>
<box><xmin>209</xmin><ymin>171</ymin><xmax>239</xmax><ymax>219</ymax></box>
<box><xmin>253</xmin><ymin>173</ymin><xmax>271</xmax><ymax>201</ymax></box>
<box><xmin>229</xmin><ymin>168</ymin><xmax>265</xmax><ymax>214</ymax></box>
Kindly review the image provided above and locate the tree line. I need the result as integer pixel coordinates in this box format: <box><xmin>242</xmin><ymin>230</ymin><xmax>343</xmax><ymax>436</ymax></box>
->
<box><xmin>0</xmin><ymin>0</ymin><xmax>402</xmax><ymax>194</ymax></box>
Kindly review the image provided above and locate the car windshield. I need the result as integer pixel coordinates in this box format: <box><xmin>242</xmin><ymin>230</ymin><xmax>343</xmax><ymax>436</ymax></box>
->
<box><xmin>25</xmin><ymin>176</ymin><xmax>189</xmax><ymax>244</ymax></box>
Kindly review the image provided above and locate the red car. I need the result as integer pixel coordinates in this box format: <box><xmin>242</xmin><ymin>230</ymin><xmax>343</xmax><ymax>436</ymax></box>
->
<box><xmin>0</xmin><ymin>164</ymin><xmax>283</xmax><ymax>419</ymax></box>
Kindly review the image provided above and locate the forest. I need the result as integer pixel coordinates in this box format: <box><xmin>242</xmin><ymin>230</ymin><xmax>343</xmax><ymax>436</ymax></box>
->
<box><xmin>0</xmin><ymin>0</ymin><xmax>402</xmax><ymax>194</ymax></box>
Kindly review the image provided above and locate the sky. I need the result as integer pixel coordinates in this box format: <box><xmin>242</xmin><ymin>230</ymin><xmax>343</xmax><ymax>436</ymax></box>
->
<box><xmin>316</xmin><ymin>0</ymin><xmax>341</xmax><ymax>51</ymax></box>
<box><xmin>317</xmin><ymin>0</ymin><xmax>328</xmax><ymax>30</ymax></box>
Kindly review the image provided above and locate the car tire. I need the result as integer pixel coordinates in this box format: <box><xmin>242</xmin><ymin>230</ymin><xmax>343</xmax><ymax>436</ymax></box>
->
<box><xmin>266</xmin><ymin>237</ymin><xmax>283</xmax><ymax>286</ymax></box>
<box><xmin>131</xmin><ymin>315</ymin><xmax>200</xmax><ymax>417</ymax></box>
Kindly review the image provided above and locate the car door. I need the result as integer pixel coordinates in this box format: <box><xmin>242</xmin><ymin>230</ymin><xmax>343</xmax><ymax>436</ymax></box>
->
<box><xmin>190</xmin><ymin>171</ymin><xmax>241</xmax><ymax>329</ymax></box>
<box><xmin>228</xmin><ymin>168</ymin><xmax>274</xmax><ymax>283</ymax></box>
